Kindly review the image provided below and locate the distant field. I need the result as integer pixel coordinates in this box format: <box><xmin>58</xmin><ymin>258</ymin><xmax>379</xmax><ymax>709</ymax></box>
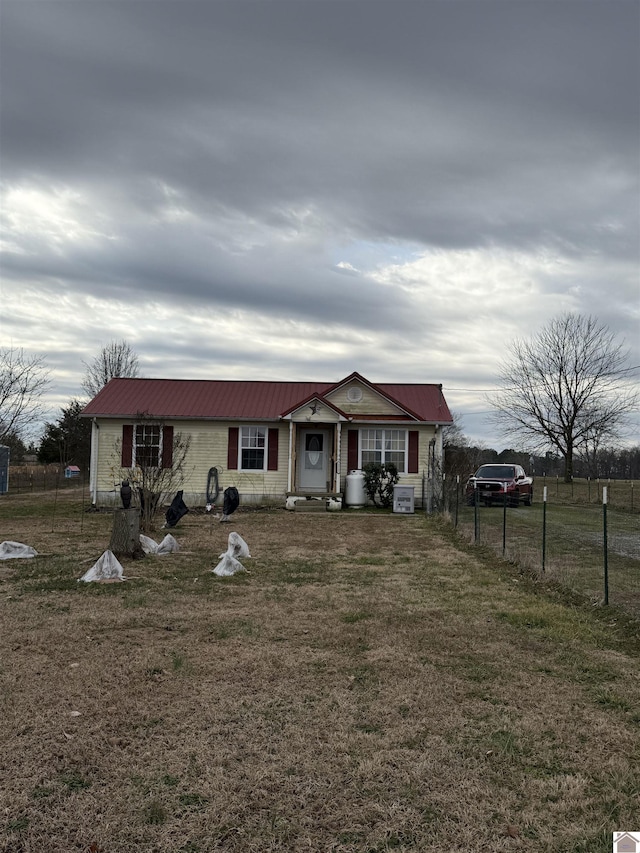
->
<box><xmin>1</xmin><ymin>491</ymin><xmax>639</xmax><ymax>852</ymax></box>
<box><xmin>454</xmin><ymin>483</ymin><xmax>640</xmax><ymax>618</ymax></box>
<box><xmin>528</xmin><ymin>476</ymin><xmax>639</xmax><ymax>512</ymax></box>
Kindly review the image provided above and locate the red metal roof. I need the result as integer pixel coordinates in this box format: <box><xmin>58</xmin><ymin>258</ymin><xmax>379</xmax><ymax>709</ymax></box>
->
<box><xmin>81</xmin><ymin>376</ymin><xmax>453</xmax><ymax>423</ymax></box>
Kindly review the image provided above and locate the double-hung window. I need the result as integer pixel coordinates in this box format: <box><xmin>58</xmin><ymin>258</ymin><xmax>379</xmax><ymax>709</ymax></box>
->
<box><xmin>360</xmin><ymin>429</ymin><xmax>407</xmax><ymax>472</ymax></box>
<box><xmin>134</xmin><ymin>424</ymin><xmax>161</xmax><ymax>468</ymax></box>
<box><xmin>240</xmin><ymin>426</ymin><xmax>266</xmax><ymax>470</ymax></box>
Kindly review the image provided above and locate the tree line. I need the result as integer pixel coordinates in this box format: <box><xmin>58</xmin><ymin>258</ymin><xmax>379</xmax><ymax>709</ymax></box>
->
<box><xmin>444</xmin><ymin>441</ymin><xmax>640</xmax><ymax>483</ymax></box>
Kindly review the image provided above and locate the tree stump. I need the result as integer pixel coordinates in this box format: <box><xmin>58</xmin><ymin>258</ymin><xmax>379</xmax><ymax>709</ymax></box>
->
<box><xmin>109</xmin><ymin>508</ymin><xmax>145</xmax><ymax>559</ymax></box>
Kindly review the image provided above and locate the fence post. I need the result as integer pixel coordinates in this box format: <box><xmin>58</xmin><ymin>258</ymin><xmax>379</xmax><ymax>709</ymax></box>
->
<box><xmin>502</xmin><ymin>484</ymin><xmax>507</xmax><ymax>556</ymax></box>
<box><xmin>542</xmin><ymin>486</ymin><xmax>548</xmax><ymax>573</ymax></box>
<box><xmin>455</xmin><ymin>475</ymin><xmax>459</xmax><ymax>528</ymax></box>
<box><xmin>603</xmin><ymin>486</ymin><xmax>609</xmax><ymax>605</ymax></box>
<box><xmin>81</xmin><ymin>475</ymin><xmax>87</xmax><ymax>532</ymax></box>
<box><xmin>474</xmin><ymin>485</ymin><xmax>479</xmax><ymax>543</ymax></box>
<box><xmin>51</xmin><ymin>476</ymin><xmax>60</xmax><ymax>532</ymax></box>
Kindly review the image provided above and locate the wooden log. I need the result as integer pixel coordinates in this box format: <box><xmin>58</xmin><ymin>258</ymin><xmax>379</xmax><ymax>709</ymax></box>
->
<box><xmin>109</xmin><ymin>508</ymin><xmax>145</xmax><ymax>559</ymax></box>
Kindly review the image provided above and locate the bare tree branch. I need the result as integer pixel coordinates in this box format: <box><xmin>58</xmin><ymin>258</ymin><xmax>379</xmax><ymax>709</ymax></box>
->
<box><xmin>82</xmin><ymin>340</ymin><xmax>140</xmax><ymax>398</ymax></box>
<box><xmin>0</xmin><ymin>347</ymin><xmax>50</xmax><ymax>442</ymax></box>
<box><xmin>488</xmin><ymin>314</ymin><xmax>638</xmax><ymax>481</ymax></box>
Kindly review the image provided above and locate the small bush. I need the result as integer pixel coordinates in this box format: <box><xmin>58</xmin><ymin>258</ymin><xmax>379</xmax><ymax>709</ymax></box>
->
<box><xmin>363</xmin><ymin>463</ymin><xmax>399</xmax><ymax>508</ymax></box>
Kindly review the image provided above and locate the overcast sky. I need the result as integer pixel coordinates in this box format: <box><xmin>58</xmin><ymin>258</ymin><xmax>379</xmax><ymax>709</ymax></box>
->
<box><xmin>1</xmin><ymin>0</ymin><xmax>638</xmax><ymax>448</ymax></box>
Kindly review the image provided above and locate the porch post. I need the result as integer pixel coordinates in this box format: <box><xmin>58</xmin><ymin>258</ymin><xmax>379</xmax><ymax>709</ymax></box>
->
<box><xmin>287</xmin><ymin>421</ymin><xmax>294</xmax><ymax>492</ymax></box>
<box><xmin>90</xmin><ymin>418</ymin><xmax>99</xmax><ymax>505</ymax></box>
<box><xmin>335</xmin><ymin>422</ymin><xmax>342</xmax><ymax>493</ymax></box>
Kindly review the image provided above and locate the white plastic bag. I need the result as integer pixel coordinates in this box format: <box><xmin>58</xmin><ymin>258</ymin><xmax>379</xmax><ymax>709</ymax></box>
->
<box><xmin>0</xmin><ymin>541</ymin><xmax>38</xmax><ymax>560</ymax></box>
<box><xmin>212</xmin><ymin>532</ymin><xmax>251</xmax><ymax>576</ymax></box>
<box><xmin>139</xmin><ymin>534</ymin><xmax>159</xmax><ymax>554</ymax></box>
<box><xmin>156</xmin><ymin>534</ymin><xmax>180</xmax><ymax>555</ymax></box>
<box><xmin>79</xmin><ymin>550</ymin><xmax>125</xmax><ymax>582</ymax></box>
<box><xmin>227</xmin><ymin>532</ymin><xmax>250</xmax><ymax>558</ymax></box>
<box><xmin>139</xmin><ymin>534</ymin><xmax>179</xmax><ymax>555</ymax></box>
<box><xmin>213</xmin><ymin>553</ymin><xmax>246</xmax><ymax>577</ymax></box>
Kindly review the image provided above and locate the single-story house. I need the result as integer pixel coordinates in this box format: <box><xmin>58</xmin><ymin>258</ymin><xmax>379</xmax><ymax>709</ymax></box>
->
<box><xmin>80</xmin><ymin>371</ymin><xmax>453</xmax><ymax>509</ymax></box>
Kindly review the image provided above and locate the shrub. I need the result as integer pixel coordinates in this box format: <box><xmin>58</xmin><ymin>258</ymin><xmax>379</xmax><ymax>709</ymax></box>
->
<box><xmin>363</xmin><ymin>463</ymin><xmax>399</xmax><ymax>508</ymax></box>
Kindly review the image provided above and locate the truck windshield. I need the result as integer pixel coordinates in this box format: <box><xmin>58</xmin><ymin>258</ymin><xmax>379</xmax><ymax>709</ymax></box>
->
<box><xmin>475</xmin><ymin>466</ymin><xmax>515</xmax><ymax>479</ymax></box>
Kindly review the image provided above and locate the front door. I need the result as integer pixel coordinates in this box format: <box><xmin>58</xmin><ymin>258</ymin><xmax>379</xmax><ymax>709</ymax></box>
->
<box><xmin>297</xmin><ymin>429</ymin><xmax>331</xmax><ymax>492</ymax></box>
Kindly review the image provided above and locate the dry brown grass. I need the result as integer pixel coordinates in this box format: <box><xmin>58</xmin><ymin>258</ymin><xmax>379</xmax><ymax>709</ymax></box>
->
<box><xmin>1</xmin><ymin>492</ymin><xmax>639</xmax><ymax>852</ymax></box>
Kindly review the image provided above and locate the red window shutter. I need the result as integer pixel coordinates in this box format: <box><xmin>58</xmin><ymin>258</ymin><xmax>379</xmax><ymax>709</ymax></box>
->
<box><xmin>228</xmin><ymin>427</ymin><xmax>239</xmax><ymax>470</ymax></box>
<box><xmin>122</xmin><ymin>425</ymin><xmax>133</xmax><ymax>467</ymax></box>
<box><xmin>408</xmin><ymin>431</ymin><xmax>419</xmax><ymax>473</ymax></box>
<box><xmin>268</xmin><ymin>428</ymin><xmax>279</xmax><ymax>471</ymax></box>
<box><xmin>162</xmin><ymin>425</ymin><xmax>174</xmax><ymax>468</ymax></box>
<box><xmin>347</xmin><ymin>430</ymin><xmax>359</xmax><ymax>471</ymax></box>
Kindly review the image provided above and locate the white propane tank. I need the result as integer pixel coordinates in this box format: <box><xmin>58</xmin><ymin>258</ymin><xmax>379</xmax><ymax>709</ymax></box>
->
<box><xmin>345</xmin><ymin>470</ymin><xmax>366</xmax><ymax>508</ymax></box>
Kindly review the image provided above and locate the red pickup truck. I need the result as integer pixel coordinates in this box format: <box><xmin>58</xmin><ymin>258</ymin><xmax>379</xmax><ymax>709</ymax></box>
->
<box><xmin>465</xmin><ymin>464</ymin><xmax>534</xmax><ymax>507</ymax></box>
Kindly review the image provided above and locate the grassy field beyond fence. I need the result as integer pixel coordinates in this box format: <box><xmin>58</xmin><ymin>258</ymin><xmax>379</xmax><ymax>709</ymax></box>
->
<box><xmin>532</xmin><ymin>476</ymin><xmax>638</xmax><ymax>511</ymax></box>
<box><xmin>0</xmin><ymin>491</ymin><xmax>639</xmax><ymax>852</ymax></box>
<box><xmin>452</xmin><ymin>480</ymin><xmax>639</xmax><ymax>620</ymax></box>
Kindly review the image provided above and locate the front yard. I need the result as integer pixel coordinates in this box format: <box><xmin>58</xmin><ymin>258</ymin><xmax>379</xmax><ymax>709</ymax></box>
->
<box><xmin>0</xmin><ymin>493</ymin><xmax>638</xmax><ymax>852</ymax></box>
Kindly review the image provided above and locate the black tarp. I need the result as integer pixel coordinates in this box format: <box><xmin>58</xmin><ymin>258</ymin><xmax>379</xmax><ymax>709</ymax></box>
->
<box><xmin>222</xmin><ymin>486</ymin><xmax>240</xmax><ymax>517</ymax></box>
<box><xmin>165</xmin><ymin>490</ymin><xmax>189</xmax><ymax>528</ymax></box>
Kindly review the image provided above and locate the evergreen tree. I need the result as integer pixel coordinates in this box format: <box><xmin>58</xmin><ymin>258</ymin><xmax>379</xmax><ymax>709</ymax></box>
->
<box><xmin>38</xmin><ymin>400</ymin><xmax>91</xmax><ymax>469</ymax></box>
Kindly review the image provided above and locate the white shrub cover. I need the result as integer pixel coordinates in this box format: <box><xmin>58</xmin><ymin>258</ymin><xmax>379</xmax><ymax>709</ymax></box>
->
<box><xmin>227</xmin><ymin>532</ymin><xmax>251</xmax><ymax>558</ymax></box>
<box><xmin>157</xmin><ymin>534</ymin><xmax>180</xmax><ymax>555</ymax></box>
<box><xmin>213</xmin><ymin>532</ymin><xmax>251</xmax><ymax>576</ymax></box>
<box><xmin>79</xmin><ymin>550</ymin><xmax>125</xmax><ymax>582</ymax></box>
<box><xmin>213</xmin><ymin>554</ymin><xmax>246</xmax><ymax>577</ymax></box>
<box><xmin>0</xmin><ymin>541</ymin><xmax>38</xmax><ymax>560</ymax></box>
<box><xmin>139</xmin><ymin>534</ymin><xmax>180</xmax><ymax>555</ymax></box>
<box><xmin>139</xmin><ymin>534</ymin><xmax>159</xmax><ymax>554</ymax></box>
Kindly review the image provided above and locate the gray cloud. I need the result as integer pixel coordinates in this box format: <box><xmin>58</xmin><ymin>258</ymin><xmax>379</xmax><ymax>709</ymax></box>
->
<box><xmin>1</xmin><ymin>0</ymin><xmax>638</xmax><ymax>447</ymax></box>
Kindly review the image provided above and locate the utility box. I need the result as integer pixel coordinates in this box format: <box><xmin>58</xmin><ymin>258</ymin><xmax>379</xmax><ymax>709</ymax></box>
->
<box><xmin>0</xmin><ymin>446</ymin><xmax>9</xmax><ymax>495</ymax></box>
<box><xmin>393</xmin><ymin>484</ymin><xmax>414</xmax><ymax>514</ymax></box>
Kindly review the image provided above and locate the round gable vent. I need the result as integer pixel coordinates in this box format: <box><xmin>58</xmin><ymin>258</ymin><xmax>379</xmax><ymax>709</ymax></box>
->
<box><xmin>346</xmin><ymin>387</ymin><xmax>363</xmax><ymax>403</ymax></box>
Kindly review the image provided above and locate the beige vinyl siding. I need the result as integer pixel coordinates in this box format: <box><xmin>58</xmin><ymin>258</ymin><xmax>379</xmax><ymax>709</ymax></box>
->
<box><xmin>328</xmin><ymin>383</ymin><xmax>405</xmax><ymax>416</ymax></box>
<box><xmin>91</xmin><ymin>416</ymin><xmax>440</xmax><ymax>508</ymax></box>
<box><xmin>337</xmin><ymin>424</ymin><xmax>439</xmax><ymax>499</ymax></box>
<box><xmin>92</xmin><ymin>419</ymin><xmax>288</xmax><ymax>507</ymax></box>
<box><xmin>94</xmin><ymin>420</ymin><xmax>126</xmax><ymax>498</ymax></box>
<box><xmin>222</xmin><ymin>422</ymin><xmax>289</xmax><ymax>504</ymax></box>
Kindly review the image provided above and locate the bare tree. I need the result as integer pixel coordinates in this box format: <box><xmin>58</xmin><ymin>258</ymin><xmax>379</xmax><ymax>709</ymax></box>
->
<box><xmin>113</xmin><ymin>415</ymin><xmax>192</xmax><ymax>532</ymax></box>
<box><xmin>0</xmin><ymin>347</ymin><xmax>50</xmax><ymax>442</ymax></box>
<box><xmin>489</xmin><ymin>314</ymin><xmax>638</xmax><ymax>481</ymax></box>
<box><xmin>82</xmin><ymin>340</ymin><xmax>140</xmax><ymax>398</ymax></box>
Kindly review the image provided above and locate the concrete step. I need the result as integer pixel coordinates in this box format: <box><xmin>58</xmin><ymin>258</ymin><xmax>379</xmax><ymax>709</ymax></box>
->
<box><xmin>293</xmin><ymin>500</ymin><xmax>327</xmax><ymax>512</ymax></box>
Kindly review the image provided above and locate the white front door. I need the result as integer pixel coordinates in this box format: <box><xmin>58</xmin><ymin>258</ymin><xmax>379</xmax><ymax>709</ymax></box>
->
<box><xmin>298</xmin><ymin>429</ymin><xmax>331</xmax><ymax>492</ymax></box>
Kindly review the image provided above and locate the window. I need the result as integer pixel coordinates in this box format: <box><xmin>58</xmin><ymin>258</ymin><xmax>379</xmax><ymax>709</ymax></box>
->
<box><xmin>240</xmin><ymin>426</ymin><xmax>266</xmax><ymax>470</ymax></box>
<box><xmin>360</xmin><ymin>429</ymin><xmax>406</xmax><ymax>471</ymax></box>
<box><xmin>135</xmin><ymin>424</ymin><xmax>161</xmax><ymax>467</ymax></box>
